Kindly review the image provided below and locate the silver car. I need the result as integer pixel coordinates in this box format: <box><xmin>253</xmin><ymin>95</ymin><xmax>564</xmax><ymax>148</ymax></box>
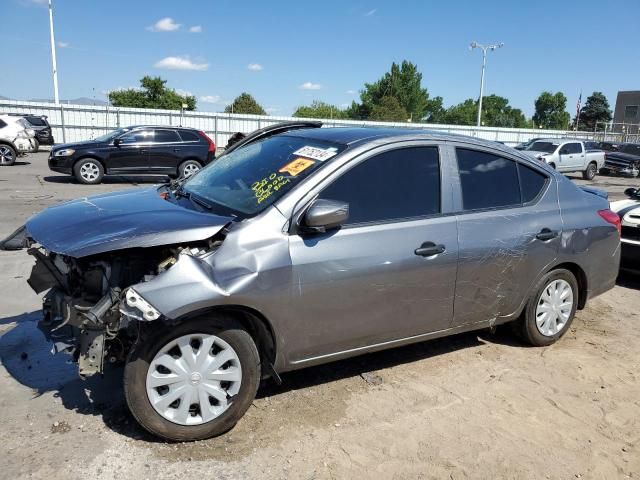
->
<box><xmin>2</xmin><ymin>124</ymin><xmax>621</xmax><ymax>441</ymax></box>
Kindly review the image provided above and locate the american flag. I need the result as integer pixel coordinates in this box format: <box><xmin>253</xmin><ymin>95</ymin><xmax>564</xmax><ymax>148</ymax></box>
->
<box><xmin>576</xmin><ymin>92</ymin><xmax>582</xmax><ymax>116</ymax></box>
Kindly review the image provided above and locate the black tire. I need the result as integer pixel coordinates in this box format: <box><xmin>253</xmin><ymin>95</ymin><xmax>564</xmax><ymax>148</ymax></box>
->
<box><xmin>582</xmin><ymin>162</ymin><xmax>597</xmax><ymax>180</ymax></box>
<box><xmin>73</xmin><ymin>158</ymin><xmax>104</xmax><ymax>184</ymax></box>
<box><xmin>124</xmin><ymin>315</ymin><xmax>261</xmax><ymax>442</ymax></box>
<box><xmin>0</xmin><ymin>144</ymin><xmax>16</xmax><ymax>166</ymax></box>
<box><xmin>32</xmin><ymin>138</ymin><xmax>40</xmax><ymax>153</ymax></box>
<box><xmin>599</xmin><ymin>168</ymin><xmax>610</xmax><ymax>176</ymax></box>
<box><xmin>516</xmin><ymin>269</ymin><xmax>579</xmax><ymax>347</ymax></box>
<box><xmin>178</xmin><ymin>159</ymin><xmax>202</xmax><ymax>179</ymax></box>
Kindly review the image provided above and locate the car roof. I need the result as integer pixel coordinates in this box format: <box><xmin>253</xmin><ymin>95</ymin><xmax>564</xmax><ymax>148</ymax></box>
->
<box><xmin>127</xmin><ymin>125</ymin><xmax>199</xmax><ymax>131</ymax></box>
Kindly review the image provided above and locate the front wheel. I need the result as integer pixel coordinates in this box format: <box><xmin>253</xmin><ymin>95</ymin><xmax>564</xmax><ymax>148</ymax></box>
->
<box><xmin>74</xmin><ymin>158</ymin><xmax>104</xmax><ymax>184</ymax></box>
<box><xmin>517</xmin><ymin>269</ymin><xmax>578</xmax><ymax>346</ymax></box>
<box><xmin>0</xmin><ymin>144</ymin><xmax>16</xmax><ymax>166</ymax></box>
<box><xmin>582</xmin><ymin>162</ymin><xmax>597</xmax><ymax>180</ymax></box>
<box><xmin>124</xmin><ymin>316</ymin><xmax>260</xmax><ymax>441</ymax></box>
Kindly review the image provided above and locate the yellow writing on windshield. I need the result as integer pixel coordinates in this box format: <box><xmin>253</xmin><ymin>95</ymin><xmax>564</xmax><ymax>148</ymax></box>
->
<box><xmin>251</xmin><ymin>172</ymin><xmax>291</xmax><ymax>204</ymax></box>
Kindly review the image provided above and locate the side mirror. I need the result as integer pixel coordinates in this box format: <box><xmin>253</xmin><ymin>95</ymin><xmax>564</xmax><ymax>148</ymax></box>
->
<box><xmin>113</xmin><ymin>138</ymin><xmax>122</xmax><ymax>147</ymax></box>
<box><xmin>300</xmin><ymin>199</ymin><xmax>349</xmax><ymax>234</ymax></box>
<box><xmin>624</xmin><ymin>187</ymin><xmax>638</xmax><ymax>198</ymax></box>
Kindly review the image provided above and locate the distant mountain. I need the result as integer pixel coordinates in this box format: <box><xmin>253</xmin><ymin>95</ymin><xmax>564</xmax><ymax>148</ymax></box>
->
<box><xmin>0</xmin><ymin>95</ymin><xmax>9</xmax><ymax>100</ymax></box>
<box><xmin>29</xmin><ymin>97</ymin><xmax>109</xmax><ymax>106</ymax></box>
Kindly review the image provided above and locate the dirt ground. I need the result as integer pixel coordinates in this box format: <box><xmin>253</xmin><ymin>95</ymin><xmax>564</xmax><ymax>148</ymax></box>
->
<box><xmin>1</xmin><ymin>153</ymin><xmax>639</xmax><ymax>480</ymax></box>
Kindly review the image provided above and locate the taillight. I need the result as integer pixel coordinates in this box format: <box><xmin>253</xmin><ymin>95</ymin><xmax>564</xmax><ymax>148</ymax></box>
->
<box><xmin>198</xmin><ymin>131</ymin><xmax>216</xmax><ymax>153</ymax></box>
<box><xmin>598</xmin><ymin>209</ymin><xmax>621</xmax><ymax>235</ymax></box>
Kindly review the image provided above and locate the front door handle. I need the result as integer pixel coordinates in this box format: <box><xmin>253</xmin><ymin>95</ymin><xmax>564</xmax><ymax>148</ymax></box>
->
<box><xmin>536</xmin><ymin>228</ymin><xmax>559</xmax><ymax>241</ymax></box>
<box><xmin>415</xmin><ymin>241</ymin><xmax>446</xmax><ymax>257</ymax></box>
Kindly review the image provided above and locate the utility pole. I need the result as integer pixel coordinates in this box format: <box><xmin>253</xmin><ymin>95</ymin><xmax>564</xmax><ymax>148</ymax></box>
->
<box><xmin>469</xmin><ymin>41</ymin><xmax>503</xmax><ymax>127</ymax></box>
<box><xmin>48</xmin><ymin>0</ymin><xmax>60</xmax><ymax>104</ymax></box>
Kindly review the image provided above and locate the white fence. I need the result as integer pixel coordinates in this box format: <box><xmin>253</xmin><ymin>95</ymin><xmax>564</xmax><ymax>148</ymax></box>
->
<box><xmin>0</xmin><ymin>99</ymin><xmax>600</xmax><ymax>148</ymax></box>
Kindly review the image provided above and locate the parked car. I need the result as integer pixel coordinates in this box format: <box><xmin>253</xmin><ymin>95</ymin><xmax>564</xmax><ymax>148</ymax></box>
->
<box><xmin>8</xmin><ymin>113</ymin><xmax>55</xmax><ymax>149</ymax></box>
<box><xmin>611</xmin><ymin>187</ymin><xmax>640</xmax><ymax>273</ymax></box>
<box><xmin>48</xmin><ymin>125</ymin><xmax>216</xmax><ymax>184</ymax></box>
<box><xmin>600</xmin><ymin>143</ymin><xmax>640</xmax><ymax>177</ymax></box>
<box><xmin>514</xmin><ymin>137</ymin><xmax>544</xmax><ymax>151</ymax></box>
<box><xmin>0</xmin><ymin>115</ymin><xmax>37</xmax><ymax>164</ymax></box>
<box><xmin>523</xmin><ymin>138</ymin><xmax>605</xmax><ymax>179</ymax></box>
<box><xmin>1</xmin><ymin>125</ymin><xmax>621</xmax><ymax>441</ymax></box>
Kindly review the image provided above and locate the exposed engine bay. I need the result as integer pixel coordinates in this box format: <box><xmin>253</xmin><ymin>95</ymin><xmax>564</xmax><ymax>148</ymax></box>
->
<box><xmin>26</xmin><ymin>235</ymin><xmax>224</xmax><ymax>377</ymax></box>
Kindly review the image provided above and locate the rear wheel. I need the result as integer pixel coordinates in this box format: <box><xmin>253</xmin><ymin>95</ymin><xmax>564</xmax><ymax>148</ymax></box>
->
<box><xmin>517</xmin><ymin>269</ymin><xmax>578</xmax><ymax>346</ymax></box>
<box><xmin>32</xmin><ymin>139</ymin><xmax>40</xmax><ymax>153</ymax></box>
<box><xmin>582</xmin><ymin>162</ymin><xmax>597</xmax><ymax>180</ymax></box>
<box><xmin>0</xmin><ymin>144</ymin><xmax>16</xmax><ymax>166</ymax></box>
<box><xmin>74</xmin><ymin>158</ymin><xmax>104</xmax><ymax>184</ymax></box>
<box><xmin>599</xmin><ymin>168</ymin><xmax>610</xmax><ymax>176</ymax></box>
<box><xmin>124</xmin><ymin>316</ymin><xmax>260</xmax><ymax>441</ymax></box>
<box><xmin>178</xmin><ymin>160</ymin><xmax>202</xmax><ymax>179</ymax></box>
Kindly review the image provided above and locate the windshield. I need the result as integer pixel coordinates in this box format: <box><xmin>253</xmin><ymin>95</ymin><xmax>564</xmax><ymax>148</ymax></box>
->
<box><xmin>527</xmin><ymin>141</ymin><xmax>558</xmax><ymax>153</ymax></box>
<box><xmin>94</xmin><ymin>128</ymin><xmax>130</xmax><ymax>142</ymax></box>
<box><xmin>184</xmin><ymin>135</ymin><xmax>346</xmax><ymax>217</ymax></box>
<box><xmin>620</xmin><ymin>144</ymin><xmax>640</xmax><ymax>156</ymax></box>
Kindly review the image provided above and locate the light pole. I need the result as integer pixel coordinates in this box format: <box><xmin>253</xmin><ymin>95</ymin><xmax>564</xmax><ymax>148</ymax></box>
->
<box><xmin>48</xmin><ymin>0</ymin><xmax>60</xmax><ymax>104</ymax></box>
<box><xmin>469</xmin><ymin>41</ymin><xmax>503</xmax><ymax>127</ymax></box>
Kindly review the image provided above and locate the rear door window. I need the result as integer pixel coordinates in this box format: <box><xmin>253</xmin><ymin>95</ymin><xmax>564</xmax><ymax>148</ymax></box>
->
<box><xmin>456</xmin><ymin>148</ymin><xmax>520</xmax><ymax>210</ymax></box>
<box><xmin>318</xmin><ymin>147</ymin><xmax>441</xmax><ymax>225</ymax></box>
<box><xmin>179</xmin><ymin>131</ymin><xmax>200</xmax><ymax>142</ymax></box>
<box><xmin>153</xmin><ymin>129</ymin><xmax>181</xmax><ymax>143</ymax></box>
<box><xmin>518</xmin><ymin>164</ymin><xmax>548</xmax><ymax>203</ymax></box>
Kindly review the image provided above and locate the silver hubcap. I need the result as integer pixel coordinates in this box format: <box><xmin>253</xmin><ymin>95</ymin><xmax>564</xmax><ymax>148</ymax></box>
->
<box><xmin>535</xmin><ymin>279</ymin><xmax>573</xmax><ymax>336</ymax></box>
<box><xmin>146</xmin><ymin>333</ymin><xmax>242</xmax><ymax>426</ymax></box>
<box><xmin>80</xmin><ymin>162</ymin><xmax>100</xmax><ymax>181</ymax></box>
<box><xmin>182</xmin><ymin>163</ymin><xmax>200</xmax><ymax>177</ymax></box>
<box><xmin>0</xmin><ymin>146</ymin><xmax>14</xmax><ymax>164</ymax></box>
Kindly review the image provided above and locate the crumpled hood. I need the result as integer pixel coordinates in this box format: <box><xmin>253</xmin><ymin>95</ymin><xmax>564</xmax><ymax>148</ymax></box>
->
<box><xmin>25</xmin><ymin>187</ymin><xmax>233</xmax><ymax>257</ymax></box>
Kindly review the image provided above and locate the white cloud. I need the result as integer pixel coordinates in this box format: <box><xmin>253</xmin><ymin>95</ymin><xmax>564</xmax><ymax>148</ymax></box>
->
<box><xmin>346</xmin><ymin>89</ymin><xmax>356</xmax><ymax>95</ymax></box>
<box><xmin>299</xmin><ymin>82</ymin><xmax>322</xmax><ymax>90</ymax></box>
<box><xmin>200</xmin><ymin>95</ymin><xmax>221</xmax><ymax>103</ymax></box>
<box><xmin>340</xmin><ymin>103</ymin><xmax>350</xmax><ymax>108</ymax></box>
<box><xmin>154</xmin><ymin>56</ymin><xmax>208</xmax><ymax>71</ymax></box>
<box><xmin>189</xmin><ymin>25</ymin><xmax>202</xmax><ymax>33</ymax></box>
<box><xmin>147</xmin><ymin>17</ymin><xmax>181</xmax><ymax>32</ymax></box>
<box><xmin>57</xmin><ymin>41</ymin><xmax>70</xmax><ymax>48</ymax></box>
<box><xmin>247</xmin><ymin>63</ymin><xmax>263</xmax><ymax>71</ymax></box>
<box><xmin>265</xmin><ymin>107</ymin><xmax>280</xmax><ymax>113</ymax></box>
<box><xmin>175</xmin><ymin>88</ymin><xmax>193</xmax><ymax>97</ymax></box>
<box><xmin>364</xmin><ymin>8</ymin><xmax>377</xmax><ymax>16</ymax></box>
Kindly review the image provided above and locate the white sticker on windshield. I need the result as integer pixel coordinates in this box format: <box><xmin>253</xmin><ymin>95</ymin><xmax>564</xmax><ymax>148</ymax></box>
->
<box><xmin>293</xmin><ymin>146</ymin><xmax>338</xmax><ymax>162</ymax></box>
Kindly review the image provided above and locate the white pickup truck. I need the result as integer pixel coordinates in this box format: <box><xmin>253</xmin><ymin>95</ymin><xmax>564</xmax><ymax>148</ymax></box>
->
<box><xmin>522</xmin><ymin>138</ymin><xmax>605</xmax><ymax>180</ymax></box>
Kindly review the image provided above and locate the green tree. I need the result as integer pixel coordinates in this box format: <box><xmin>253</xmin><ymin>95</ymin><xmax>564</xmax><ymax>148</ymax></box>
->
<box><xmin>353</xmin><ymin>61</ymin><xmax>439</xmax><ymax>122</ymax></box>
<box><xmin>108</xmin><ymin>76</ymin><xmax>196</xmax><ymax>110</ymax></box>
<box><xmin>224</xmin><ymin>93</ymin><xmax>266</xmax><ymax>115</ymax></box>
<box><xmin>442</xmin><ymin>95</ymin><xmax>528</xmax><ymax>127</ymax></box>
<box><xmin>293</xmin><ymin>100</ymin><xmax>348</xmax><ymax>119</ymax></box>
<box><xmin>369</xmin><ymin>96</ymin><xmax>409</xmax><ymax>122</ymax></box>
<box><xmin>533</xmin><ymin>91</ymin><xmax>571</xmax><ymax>129</ymax></box>
<box><xmin>576</xmin><ymin>92</ymin><xmax>612</xmax><ymax>131</ymax></box>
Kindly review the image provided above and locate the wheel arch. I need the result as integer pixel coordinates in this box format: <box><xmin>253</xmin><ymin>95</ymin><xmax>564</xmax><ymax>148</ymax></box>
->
<box><xmin>172</xmin><ymin>304</ymin><xmax>279</xmax><ymax>377</ymax></box>
<box><xmin>546</xmin><ymin>262</ymin><xmax>588</xmax><ymax>309</ymax></box>
<box><xmin>73</xmin><ymin>154</ymin><xmax>106</xmax><ymax>170</ymax></box>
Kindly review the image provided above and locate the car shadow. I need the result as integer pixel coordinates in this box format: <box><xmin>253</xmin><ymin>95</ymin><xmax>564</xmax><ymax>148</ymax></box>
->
<box><xmin>13</xmin><ymin>161</ymin><xmax>31</xmax><ymax>166</ymax></box>
<box><xmin>617</xmin><ymin>271</ymin><xmax>640</xmax><ymax>290</ymax></box>
<box><xmin>43</xmin><ymin>175</ymin><xmax>170</xmax><ymax>185</ymax></box>
<box><xmin>0</xmin><ymin>311</ymin><xmax>522</xmax><ymax>442</ymax></box>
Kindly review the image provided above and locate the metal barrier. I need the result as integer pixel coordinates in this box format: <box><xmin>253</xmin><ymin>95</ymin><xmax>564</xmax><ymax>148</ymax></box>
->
<box><xmin>0</xmin><ymin>99</ymin><xmax>600</xmax><ymax>147</ymax></box>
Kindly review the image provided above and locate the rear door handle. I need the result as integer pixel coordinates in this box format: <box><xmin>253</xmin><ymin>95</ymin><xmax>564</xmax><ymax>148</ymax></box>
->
<box><xmin>536</xmin><ymin>228</ymin><xmax>559</xmax><ymax>241</ymax></box>
<box><xmin>415</xmin><ymin>241</ymin><xmax>446</xmax><ymax>257</ymax></box>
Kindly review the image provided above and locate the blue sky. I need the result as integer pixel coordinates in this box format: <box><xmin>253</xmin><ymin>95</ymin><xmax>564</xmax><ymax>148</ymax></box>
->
<box><xmin>4</xmin><ymin>0</ymin><xmax>639</xmax><ymax>117</ymax></box>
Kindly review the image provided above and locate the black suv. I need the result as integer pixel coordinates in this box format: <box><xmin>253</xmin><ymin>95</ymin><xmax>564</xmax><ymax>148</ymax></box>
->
<box><xmin>9</xmin><ymin>114</ymin><xmax>55</xmax><ymax>148</ymax></box>
<box><xmin>48</xmin><ymin>125</ymin><xmax>216</xmax><ymax>184</ymax></box>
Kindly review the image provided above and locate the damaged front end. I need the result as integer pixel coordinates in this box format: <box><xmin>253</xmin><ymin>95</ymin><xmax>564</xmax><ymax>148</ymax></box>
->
<box><xmin>25</xmin><ymin>235</ymin><xmax>226</xmax><ymax>377</ymax></box>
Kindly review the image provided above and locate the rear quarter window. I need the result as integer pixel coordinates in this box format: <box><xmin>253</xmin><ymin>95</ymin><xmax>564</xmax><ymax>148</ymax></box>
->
<box><xmin>518</xmin><ymin>163</ymin><xmax>548</xmax><ymax>203</ymax></box>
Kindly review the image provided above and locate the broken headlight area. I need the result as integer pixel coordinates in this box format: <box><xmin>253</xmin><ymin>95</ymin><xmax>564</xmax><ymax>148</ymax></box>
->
<box><xmin>27</xmin><ymin>236</ymin><xmax>224</xmax><ymax>378</ymax></box>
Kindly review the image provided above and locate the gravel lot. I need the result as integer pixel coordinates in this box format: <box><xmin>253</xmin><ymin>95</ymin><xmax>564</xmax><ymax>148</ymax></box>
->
<box><xmin>1</xmin><ymin>152</ymin><xmax>639</xmax><ymax>480</ymax></box>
